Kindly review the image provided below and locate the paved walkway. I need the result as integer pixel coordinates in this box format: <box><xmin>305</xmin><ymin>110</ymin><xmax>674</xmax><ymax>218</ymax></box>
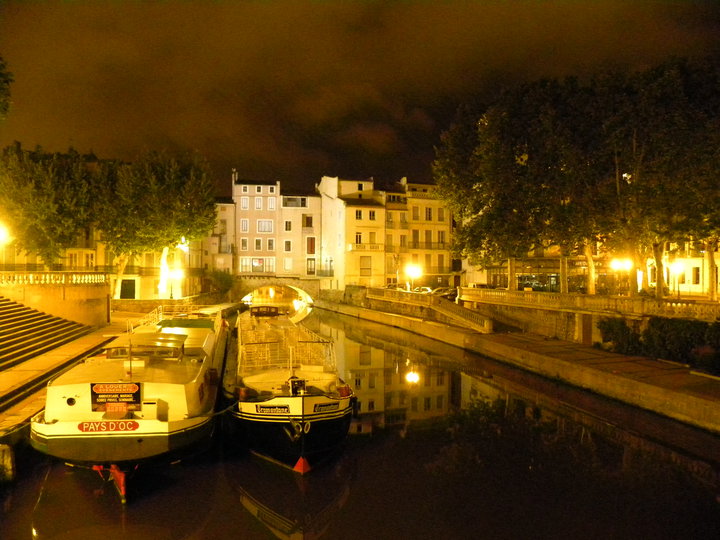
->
<box><xmin>0</xmin><ymin>312</ymin><xmax>144</xmax><ymax>441</ymax></box>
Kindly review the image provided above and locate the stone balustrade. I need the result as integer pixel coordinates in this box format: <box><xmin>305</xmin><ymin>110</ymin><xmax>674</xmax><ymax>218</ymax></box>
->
<box><xmin>459</xmin><ymin>287</ymin><xmax>720</xmax><ymax>322</ymax></box>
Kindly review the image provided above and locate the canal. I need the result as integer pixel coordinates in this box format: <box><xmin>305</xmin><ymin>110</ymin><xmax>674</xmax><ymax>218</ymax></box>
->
<box><xmin>2</xmin><ymin>307</ymin><xmax>720</xmax><ymax>539</ymax></box>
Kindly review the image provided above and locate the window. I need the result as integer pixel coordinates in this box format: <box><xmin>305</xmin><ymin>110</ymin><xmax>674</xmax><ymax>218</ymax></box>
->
<box><xmin>412</xmin><ymin>206</ymin><xmax>419</xmax><ymax>220</ymax></box>
<box><xmin>360</xmin><ymin>256</ymin><xmax>372</xmax><ymax>276</ymax></box>
<box><xmin>355</xmin><ymin>232</ymin><xmax>362</xmax><ymax>244</ymax></box>
<box><xmin>693</xmin><ymin>267</ymin><xmax>701</xmax><ymax>285</ymax></box>
<box><xmin>400</xmin><ymin>235</ymin><xmax>407</xmax><ymax>247</ymax></box>
<box><xmin>369</xmin><ymin>210</ymin><xmax>376</xmax><ymax>221</ymax></box>
<box><xmin>306</xmin><ymin>237</ymin><xmax>316</xmax><ymax>254</ymax></box>
<box><xmin>284</xmin><ymin>240</ymin><xmax>292</xmax><ymax>252</ymax></box>
<box><xmin>302</xmin><ymin>214</ymin><xmax>313</xmax><ymax>227</ymax></box>
<box><xmin>254</xmin><ymin>197</ymin><xmax>262</xmax><ymax>210</ymax></box>
<box><xmin>425</xmin><ymin>207</ymin><xmax>432</xmax><ymax>220</ymax></box>
<box><xmin>425</xmin><ymin>230</ymin><xmax>432</xmax><ymax>244</ymax></box>
<box><xmin>268</xmin><ymin>197</ymin><xmax>276</xmax><ymax>210</ymax></box>
<box><xmin>437</xmin><ymin>395</ymin><xmax>444</xmax><ymax>409</ymax></box>
<box><xmin>240</xmin><ymin>238</ymin><xmax>248</xmax><ymax>251</ymax></box>
<box><xmin>267</xmin><ymin>238</ymin><xmax>275</xmax><ymax>251</ymax></box>
<box><xmin>269</xmin><ymin>186</ymin><xmax>275</xmax><ymax>194</ymax></box>
<box><xmin>369</xmin><ymin>231</ymin><xmax>376</xmax><ymax>244</ymax></box>
<box><xmin>358</xmin><ymin>183</ymin><xmax>364</xmax><ymax>191</ymax></box>
<box><xmin>255</xmin><ymin>238</ymin><xmax>262</xmax><ymax>250</ymax></box>
<box><xmin>240</xmin><ymin>197</ymin><xmax>249</xmax><ymax>210</ymax></box>
<box><xmin>257</xmin><ymin>219</ymin><xmax>273</xmax><ymax>233</ymax></box>
<box><xmin>369</xmin><ymin>373</ymin><xmax>376</xmax><ymax>389</ymax></box>
<box><xmin>283</xmin><ymin>257</ymin><xmax>292</xmax><ymax>271</ymax></box>
<box><xmin>284</xmin><ymin>220</ymin><xmax>292</xmax><ymax>231</ymax></box>
<box><xmin>240</xmin><ymin>219</ymin><xmax>249</xmax><ymax>233</ymax></box>
<box><xmin>242</xmin><ymin>185</ymin><xmax>248</xmax><ymax>193</ymax></box>
<box><xmin>282</xmin><ymin>196</ymin><xmax>307</xmax><ymax>207</ymax></box>
<box><xmin>355</xmin><ymin>209</ymin><xmax>362</xmax><ymax>220</ymax></box>
<box><xmin>438</xmin><ymin>208</ymin><xmax>445</xmax><ymax>222</ymax></box>
<box><xmin>438</xmin><ymin>230</ymin><xmax>446</xmax><ymax>245</ymax></box>
<box><xmin>306</xmin><ymin>258</ymin><xmax>316</xmax><ymax>275</ymax></box>
<box><xmin>255</xmin><ymin>185</ymin><xmax>262</xmax><ymax>193</ymax></box>
<box><xmin>386</xmin><ymin>234</ymin><xmax>393</xmax><ymax>247</ymax></box>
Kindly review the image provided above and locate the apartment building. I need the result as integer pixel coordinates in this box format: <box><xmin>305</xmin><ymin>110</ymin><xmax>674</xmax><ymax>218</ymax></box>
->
<box><xmin>312</xmin><ymin>175</ymin><xmax>457</xmax><ymax>291</ymax></box>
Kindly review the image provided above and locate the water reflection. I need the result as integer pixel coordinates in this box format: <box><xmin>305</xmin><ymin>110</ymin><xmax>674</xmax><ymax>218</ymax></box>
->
<box><xmin>223</xmin><ymin>452</ymin><xmax>355</xmax><ymax>540</ymax></box>
<box><xmin>3</xmin><ymin>306</ymin><xmax>720</xmax><ymax>539</ymax></box>
<box><xmin>30</xmin><ymin>452</ymin><xmax>221</xmax><ymax>539</ymax></box>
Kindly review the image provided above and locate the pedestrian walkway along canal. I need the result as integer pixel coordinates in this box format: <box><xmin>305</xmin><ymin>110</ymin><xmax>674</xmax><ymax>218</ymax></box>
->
<box><xmin>2</xmin><ymin>308</ymin><xmax>719</xmax><ymax>539</ymax></box>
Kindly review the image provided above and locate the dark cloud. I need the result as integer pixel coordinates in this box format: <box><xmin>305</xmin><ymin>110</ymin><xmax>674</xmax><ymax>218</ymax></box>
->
<box><xmin>1</xmin><ymin>1</ymin><xmax>719</xmax><ymax>194</ymax></box>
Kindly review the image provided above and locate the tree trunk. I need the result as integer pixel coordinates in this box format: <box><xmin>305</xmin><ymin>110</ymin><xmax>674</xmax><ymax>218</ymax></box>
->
<box><xmin>707</xmin><ymin>237</ymin><xmax>718</xmax><ymax>302</ymax></box>
<box><xmin>507</xmin><ymin>257</ymin><xmax>516</xmax><ymax>291</ymax></box>
<box><xmin>652</xmin><ymin>242</ymin><xmax>666</xmax><ymax>300</ymax></box>
<box><xmin>559</xmin><ymin>255</ymin><xmax>569</xmax><ymax>294</ymax></box>
<box><xmin>583</xmin><ymin>242</ymin><xmax>596</xmax><ymax>295</ymax></box>
<box><xmin>113</xmin><ymin>253</ymin><xmax>129</xmax><ymax>299</ymax></box>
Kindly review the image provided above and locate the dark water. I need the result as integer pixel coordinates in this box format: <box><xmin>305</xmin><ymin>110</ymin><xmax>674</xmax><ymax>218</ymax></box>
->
<box><xmin>2</xmin><ymin>309</ymin><xmax>720</xmax><ymax>539</ymax></box>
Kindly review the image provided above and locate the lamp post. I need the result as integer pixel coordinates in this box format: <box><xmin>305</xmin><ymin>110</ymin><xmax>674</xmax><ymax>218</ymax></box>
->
<box><xmin>404</xmin><ymin>263</ymin><xmax>422</xmax><ymax>292</ymax></box>
<box><xmin>670</xmin><ymin>261</ymin><xmax>685</xmax><ymax>300</ymax></box>
<box><xmin>610</xmin><ymin>258</ymin><xmax>633</xmax><ymax>295</ymax></box>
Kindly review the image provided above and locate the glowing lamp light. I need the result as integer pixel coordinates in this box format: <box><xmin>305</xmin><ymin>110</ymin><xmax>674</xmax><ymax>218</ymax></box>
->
<box><xmin>670</xmin><ymin>261</ymin><xmax>685</xmax><ymax>275</ymax></box>
<box><xmin>0</xmin><ymin>223</ymin><xmax>11</xmax><ymax>246</ymax></box>
<box><xmin>610</xmin><ymin>258</ymin><xmax>632</xmax><ymax>272</ymax></box>
<box><xmin>404</xmin><ymin>264</ymin><xmax>423</xmax><ymax>280</ymax></box>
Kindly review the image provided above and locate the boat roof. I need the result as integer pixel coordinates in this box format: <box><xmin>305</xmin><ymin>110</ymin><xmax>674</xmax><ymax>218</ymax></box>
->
<box><xmin>108</xmin><ymin>332</ymin><xmax>187</xmax><ymax>349</ymax></box>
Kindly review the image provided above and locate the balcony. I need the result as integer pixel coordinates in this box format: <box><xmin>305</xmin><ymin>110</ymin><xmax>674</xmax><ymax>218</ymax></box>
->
<box><xmin>407</xmin><ymin>242</ymin><xmax>450</xmax><ymax>250</ymax></box>
<box><xmin>350</xmin><ymin>243</ymin><xmax>383</xmax><ymax>251</ymax></box>
<box><xmin>386</xmin><ymin>221</ymin><xmax>409</xmax><ymax>230</ymax></box>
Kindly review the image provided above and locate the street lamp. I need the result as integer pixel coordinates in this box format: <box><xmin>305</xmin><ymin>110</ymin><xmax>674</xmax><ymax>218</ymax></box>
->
<box><xmin>169</xmin><ymin>268</ymin><xmax>184</xmax><ymax>299</ymax></box>
<box><xmin>610</xmin><ymin>258</ymin><xmax>633</xmax><ymax>295</ymax></box>
<box><xmin>404</xmin><ymin>263</ymin><xmax>422</xmax><ymax>291</ymax></box>
<box><xmin>670</xmin><ymin>261</ymin><xmax>685</xmax><ymax>299</ymax></box>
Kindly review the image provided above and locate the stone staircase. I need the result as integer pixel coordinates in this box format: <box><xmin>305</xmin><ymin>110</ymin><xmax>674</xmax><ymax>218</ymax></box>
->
<box><xmin>0</xmin><ymin>296</ymin><xmax>93</xmax><ymax>370</ymax></box>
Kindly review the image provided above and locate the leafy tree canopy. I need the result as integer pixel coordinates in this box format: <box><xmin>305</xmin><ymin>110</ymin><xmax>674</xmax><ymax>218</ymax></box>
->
<box><xmin>0</xmin><ymin>143</ymin><xmax>100</xmax><ymax>264</ymax></box>
<box><xmin>434</xmin><ymin>57</ymin><xmax>720</xmax><ymax>281</ymax></box>
<box><xmin>97</xmin><ymin>150</ymin><xmax>217</xmax><ymax>258</ymax></box>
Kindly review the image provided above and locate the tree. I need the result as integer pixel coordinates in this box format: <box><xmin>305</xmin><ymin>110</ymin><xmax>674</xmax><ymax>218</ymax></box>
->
<box><xmin>0</xmin><ymin>55</ymin><xmax>12</xmax><ymax>120</ymax></box>
<box><xmin>435</xmin><ymin>57</ymin><xmax>720</xmax><ymax>297</ymax></box>
<box><xmin>0</xmin><ymin>144</ymin><xmax>98</xmax><ymax>265</ymax></box>
<box><xmin>96</xmin><ymin>150</ymin><xmax>217</xmax><ymax>298</ymax></box>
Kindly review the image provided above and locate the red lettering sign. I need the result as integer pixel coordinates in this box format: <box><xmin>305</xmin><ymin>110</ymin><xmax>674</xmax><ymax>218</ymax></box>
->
<box><xmin>92</xmin><ymin>383</ymin><xmax>139</xmax><ymax>394</ymax></box>
<box><xmin>78</xmin><ymin>420</ymin><xmax>140</xmax><ymax>432</ymax></box>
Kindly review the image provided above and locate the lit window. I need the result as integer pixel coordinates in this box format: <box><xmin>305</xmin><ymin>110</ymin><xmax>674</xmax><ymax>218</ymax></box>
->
<box><xmin>257</xmin><ymin>220</ymin><xmax>273</xmax><ymax>233</ymax></box>
<box><xmin>255</xmin><ymin>197</ymin><xmax>262</xmax><ymax>210</ymax></box>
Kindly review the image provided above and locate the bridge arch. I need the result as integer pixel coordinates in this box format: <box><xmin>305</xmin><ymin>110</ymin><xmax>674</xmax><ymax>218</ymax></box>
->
<box><xmin>234</xmin><ymin>276</ymin><xmax>319</xmax><ymax>306</ymax></box>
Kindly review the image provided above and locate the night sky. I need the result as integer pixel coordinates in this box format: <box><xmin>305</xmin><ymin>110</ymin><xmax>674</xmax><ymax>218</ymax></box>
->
<box><xmin>1</xmin><ymin>1</ymin><xmax>719</xmax><ymax>195</ymax></box>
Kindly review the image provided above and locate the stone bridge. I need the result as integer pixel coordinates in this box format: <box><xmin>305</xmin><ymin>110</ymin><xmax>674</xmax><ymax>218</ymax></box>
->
<box><xmin>234</xmin><ymin>276</ymin><xmax>321</xmax><ymax>305</ymax></box>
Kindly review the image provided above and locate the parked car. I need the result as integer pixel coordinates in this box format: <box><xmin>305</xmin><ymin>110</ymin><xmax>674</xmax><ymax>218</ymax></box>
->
<box><xmin>412</xmin><ymin>286</ymin><xmax>433</xmax><ymax>294</ymax></box>
<box><xmin>431</xmin><ymin>287</ymin><xmax>458</xmax><ymax>301</ymax></box>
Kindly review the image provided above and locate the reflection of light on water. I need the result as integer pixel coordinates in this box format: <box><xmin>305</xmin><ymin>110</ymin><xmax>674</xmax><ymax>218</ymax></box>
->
<box><xmin>405</xmin><ymin>370</ymin><xmax>420</xmax><ymax>384</ymax></box>
<box><xmin>404</xmin><ymin>358</ymin><xmax>419</xmax><ymax>383</ymax></box>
